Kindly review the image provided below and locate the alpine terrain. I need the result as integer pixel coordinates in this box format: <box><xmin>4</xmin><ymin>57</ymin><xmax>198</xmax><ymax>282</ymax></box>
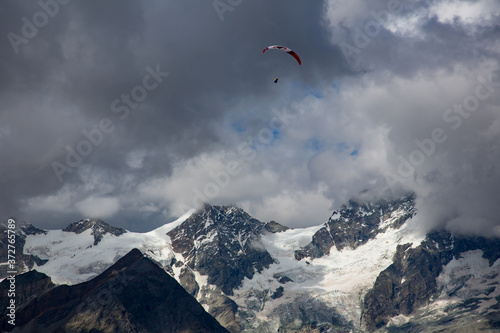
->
<box><xmin>1</xmin><ymin>193</ymin><xmax>500</xmax><ymax>332</ymax></box>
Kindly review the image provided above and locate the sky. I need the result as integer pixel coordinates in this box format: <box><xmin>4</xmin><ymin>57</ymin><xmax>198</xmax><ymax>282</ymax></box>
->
<box><xmin>1</xmin><ymin>0</ymin><xmax>500</xmax><ymax>236</ymax></box>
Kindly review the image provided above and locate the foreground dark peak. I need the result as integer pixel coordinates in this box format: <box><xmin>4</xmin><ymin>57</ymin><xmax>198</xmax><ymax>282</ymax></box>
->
<box><xmin>168</xmin><ymin>204</ymin><xmax>276</xmax><ymax>295</ymax></box>
<box><xmin>0</xmin><ymin>270</ymin><xmax>54</xmax><ymax>317</ymax></box>
<box><xmin>295</xmin><ymin>193</ymin><xmax>417</xmax><ymax>260</ymax></box>
<box><xmin>2</xmin><ymin>248</ymin><xmax>229</xmax><ymax>333</ymax></box>
<box><xmin>63</xmin><ymin>218</ymin><xmax>127</xmax><ymax>245</ymax></box>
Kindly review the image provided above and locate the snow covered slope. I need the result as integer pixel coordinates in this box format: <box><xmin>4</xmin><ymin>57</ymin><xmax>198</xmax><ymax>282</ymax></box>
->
<box><xmin>233</xmin><ymin>203</ymin><xmax>425</xmax><ymax>332</ymax></box>
<box><xmin>22</xmin><ymin>211</ymin><xmax>192</xmax><ymax>284</ymax></box>
<box><xmin>5</xmin><ymin>193</ymin><xmax>500</xmax><ymax>332</ymax></box>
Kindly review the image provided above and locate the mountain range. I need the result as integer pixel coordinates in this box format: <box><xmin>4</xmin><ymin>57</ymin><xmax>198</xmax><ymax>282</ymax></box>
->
<box><xmin>1</xmin><ymin>192</ymin><xmax>500</xmax><ymax>332</ymax></box>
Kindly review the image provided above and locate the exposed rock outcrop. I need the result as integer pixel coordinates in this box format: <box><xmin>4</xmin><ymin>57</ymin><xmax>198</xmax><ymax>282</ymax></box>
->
<box><xmin>63</xmin><ymin>218</ymin><xmax>127</xmax><ymax>245</ymax></box>
<box><xmin>167</xmin><ymin>205</ymin><xmax>274</xmax><ymax>295</ymax></box>
<box><xmin>295</xmin><ymin>194</ymin><xmax>416</xmax><ymax>261</ymax></box>
<box><xmin>362</xmin><ymin>231</ymin><xmax>500</xmax><ymax>330</ymax></box>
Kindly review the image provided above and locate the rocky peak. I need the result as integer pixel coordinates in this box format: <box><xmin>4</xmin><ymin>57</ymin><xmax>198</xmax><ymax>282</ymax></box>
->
<box><xmin>0</xmin><ymin>270</ymin><xmax>54</xmax><ymax>315</ymax></box>
<box><xmin>19</xmin><ymin>223</ymin><xmax>47</xmax><ymax>236</ymax></box>
<box><xmin>63</xmin><ymin>218</ymin><xmax>127</xmax><ymax>245</ymax></box>
<box><xmin>168</xmin><ymin>204</ymin><xmax>268</xmax><ymax>254</ymax></box>
<box><xmin>0</xmin><ymin>221</ymin><xmax>46</xmax><ymax>237</ymax></box>
<box><xmin>331</xmin><ymin>192</ymin><xmax>416</xmax><ymax>230</ymax></box>
<box><xmin>264</xmin><ymin>220</ymin><xmax>290</xmax><ymax>233</ymax></box>
<box><xmin>1</xmin><ymin>248</ymin><xmax>229</xmax><ymax>333</ymax></box>
<box><xmin>167</xmin><ymin>204</ymin><xmax>274</xmax><ymax>295</ymax></box>
<box><xmin>295</xmin><ymin>193</ymin><xmax>416</xmax><ymax>260</ymax></box>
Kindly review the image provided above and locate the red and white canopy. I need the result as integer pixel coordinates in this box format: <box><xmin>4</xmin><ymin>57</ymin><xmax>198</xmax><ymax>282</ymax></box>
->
<box><xmin>263</xmin><ymin>45</ymin><xmax>301</xmax><ymax>65</ymax></box>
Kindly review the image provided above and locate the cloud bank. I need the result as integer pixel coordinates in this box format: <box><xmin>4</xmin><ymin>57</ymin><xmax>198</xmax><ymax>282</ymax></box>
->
<box><xmin>1</xmin><ymin>0</ymin><xmax>499</xmax><ymax>237</ymax></box>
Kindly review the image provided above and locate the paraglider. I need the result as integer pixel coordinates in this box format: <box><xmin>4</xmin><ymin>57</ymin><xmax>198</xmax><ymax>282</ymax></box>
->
<box><xmin>263</xmin><ymin>45</ymin><xmax>301</xmax><ymax>83</ymax></box>
<box><xmin>263</xmin><ymin>45</ymin><xmax>302</xmax><ymax>65</ymax></box>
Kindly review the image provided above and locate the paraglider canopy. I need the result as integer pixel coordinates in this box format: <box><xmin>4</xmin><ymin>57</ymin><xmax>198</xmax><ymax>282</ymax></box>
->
<box><xmin>263</xmin><ymin>45</ymin><xmax>301</xmax><ymax>65</ymax></box>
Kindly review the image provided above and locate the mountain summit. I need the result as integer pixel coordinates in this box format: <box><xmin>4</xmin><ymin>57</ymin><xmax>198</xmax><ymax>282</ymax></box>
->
<box><xmin>4</xmin><ymin>194</ymin><xmax>500</xmax><ymax>332</ymax></box>
<box><xmin>63</xmin><ymin>218</ymin><xmax>127</xmax><ymax>245</ymax></box>
<box><xmin>167</xmin><ymin>204</ymin><xmax>276</xmax><ymax>295</ymax></box>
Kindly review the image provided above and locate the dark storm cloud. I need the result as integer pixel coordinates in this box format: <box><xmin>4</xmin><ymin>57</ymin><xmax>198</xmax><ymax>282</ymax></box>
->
<box><xmin>1</xmin><ymin>1</ymin><xmax>346</xmax><ymax>229</ymax></box>
<box><xmin>0</xmin><ymin>1</ymin><xmax>151</xmax><ymax>223</ymax></box>
<box><xmin>2</xmin><ymin>0</ymin><xmax>499</xmax><ymax>238</ymax></box>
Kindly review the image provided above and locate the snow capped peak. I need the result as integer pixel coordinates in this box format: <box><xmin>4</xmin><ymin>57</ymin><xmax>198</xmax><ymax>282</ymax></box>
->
<box><xmin>197</xmin><ymin>204</ymin><xmax>246</xmax><ymax>220</ymax></box>
<box><xmin>63</xmin><ymin>218</ymin><xmax>127</xmax><ymax>245</ymax></box>
<box><xmin>296</xmin><ymin>193</ymin><xmax>417</xmax><ymax>260</ymax></box>
<box><xmin>63</xmin><ymin>218</ymin><xmax>102</xmax><ymax>231</ymax></box>
<box><xmin>330</xmin><ymin>192</ymin><xmax>416</xmax><ymax>225</ymax></box>
<box><xmin>166</xmin><ymin>204</ymin><xmax>275</xmax><ymax>294</ymax></box>
<box><xmin>9</xmin><ymin>194</ymin><xmax>500</xmax><ymax>332</ymax></box>
<box><xmin>19</xmin><ymin>223</ymin><xmax>47</xmax><ymax>237</ymax></box>
<box><xmin>181</xmin><ymin>204</ymin><xmax>267</xmax><ymax>239</ymax></box>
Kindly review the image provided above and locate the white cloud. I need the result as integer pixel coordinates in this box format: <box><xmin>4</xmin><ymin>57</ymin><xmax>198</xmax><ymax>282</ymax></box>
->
<box><xmin>430</xmin><ymin>0</ymin><xmax>500</xmax><ymax>26</ymax></box>
<box><xmin>75</xmin><ymin>196</ymin><xmax>120</xmax><ymax>219</ymax></box>
<box><xmin>241</xmin><ymin>186</ymin><xmax>333</xmax><ymax>228</ymax></box>
<box><xmin>24</xmin><ymin>190</ymin><xmax>73</xmax><ymax>214</ymax></box>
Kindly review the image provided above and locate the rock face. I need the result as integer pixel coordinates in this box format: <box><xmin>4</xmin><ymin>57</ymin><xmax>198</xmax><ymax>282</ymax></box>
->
<box><xmin>178</xmin><ymin>266</ymin><xmax>200</xmax><ymax>296</ymax></box>
<box><xmin>167</xmin><ymin>204</ymin><xmax>275</xmax><ymax>295</ymax></box>
<box><xmin>63</xmin><ymin>218</ymin><xmax>127</xmax><ymax>245</ymax></box>
<box><xmin>295</xmin><ymin>193</ymin><xmax>416</xmax><ymax>260</ymax></box>
<box><xmin>264</xmin><ymin>221</ymin><xmax>290</xmax><ymax>233</ymax></box>
<box><xmin>362</xmin><ymin>230</ymin><xmax>500</xmax><ymax>331</ymax></box>
<box><xmin>0</xmin><ymin>270</ymin><xmax>54</xmax><ymax>316</ymax></box>
<box><xmin>198</xmin><ymin>286</ymin><xmax>240</xmax><ymax>333</ymax></box>
<box><xmin>0</xmin><ymin>248</ymin><xmax>229</xmax><ymax>333</ymax></box>
<box><xmin>269</xmin><ymin>295</ymin><xmax>353</xmax><ymax>332</ymax></box>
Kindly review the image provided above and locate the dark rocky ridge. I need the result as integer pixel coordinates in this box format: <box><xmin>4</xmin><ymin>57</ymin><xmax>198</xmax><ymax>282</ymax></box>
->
<box><xmin>362</xmin><ymin>230</ymin><xmax>500</xmax><ymax>330</ymax></box>
<box><xmin>19</xmin><ymin>224</ymin><xmax>47</xmax><ymax>236</ymax></box>
<box><xmin>264</xmin><ymin>220</ymin><xmax>290</xmax><ymax>233</ymax></box>
<box><xmin>1</xmin><ymin>248</ymin><xmax>229</xmax><ymax>333</ymax></box>
<box><xmin>0</xmin><ymin>270</ymin><xmax>55</xmax><ymax>319</ymax></box>
<box><xmin>63</xmin><ymin>218</ymin><xmax>127</xmax><ymax>245</ymax></box>
<box><xmin>167</xmin><ymin>204</ymin><xmax>275</xmax><ymax>295</ymax></box>
<box><xmin>295</xmin><ymin>193</ymin><xmax>416</xmax><ymax>260</ymax></box>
